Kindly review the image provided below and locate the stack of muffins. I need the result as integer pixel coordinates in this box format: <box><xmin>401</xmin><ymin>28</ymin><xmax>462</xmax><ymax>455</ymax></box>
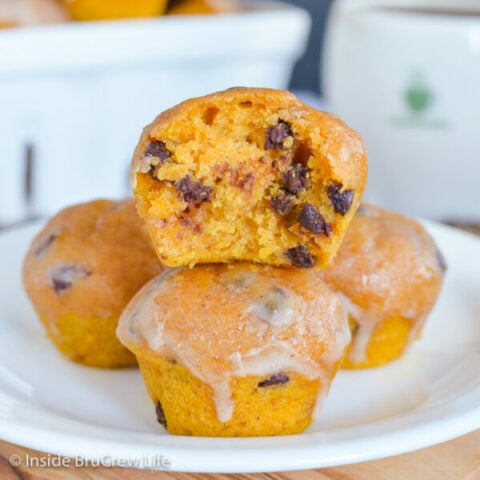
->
<box><xmin>23</xmin><ymin>88</ymin><xmax>445</xmax><ymax>437</ymax></box>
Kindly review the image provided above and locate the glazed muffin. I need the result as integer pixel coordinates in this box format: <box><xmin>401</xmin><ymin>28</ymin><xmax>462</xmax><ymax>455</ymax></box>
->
<box><xmin>0</xmin><ymin>0</ymin><xmax>69</xmax><ymax>28</ymax></box>
<box><xmin>131</xmin><ymin>87</ymin><xmax>367</xmax><ymax>269</ymax></box>
<box><xmin>23</xmin><ymin>199</ymin><xmax>163</xmax><ymax>368</ymax></box>
<box><xmin>117</xmin><ymin>263</ymin><xmax>350</xmax><ymax>436</ymax></box>
<box><xmin>322</xmin><ymin>204</ymin><xmax>446</xmax><ymax>369</ymax></box>
<box><xmin>61</xmin><ymin>0</ymin><xmax>167</xmax><ymax>21</ymax></box>
<box><xmin>167</xmin><ymin>0</ymin><xmax>240</xmax><ymax>15</ymax></box>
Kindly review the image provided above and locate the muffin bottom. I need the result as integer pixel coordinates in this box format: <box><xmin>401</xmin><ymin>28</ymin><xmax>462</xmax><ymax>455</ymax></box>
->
<box><xmin>40</xmin><ymin>313</ymin><xmax>137</xmax><ymax>368</ymax></box>
<box><xmin>138</xmin><ymin>353</ymin><xmax>323</xmax><ymax>437</ymax></box>
<box><xmin>342</xmin><ymin>316</ymin><xmax>414</xmax><ymax>369</ymax></box>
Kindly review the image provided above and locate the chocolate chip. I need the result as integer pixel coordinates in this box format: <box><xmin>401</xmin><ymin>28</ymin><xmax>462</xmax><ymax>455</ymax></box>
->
<box><xmin>258</xmin><ymin>373</ymin><xmax>289</xmax><ymax>388</ymax></box>
<box><xmin>298</xmin><ymin>203</ymin><xmax>331</xmax><ymax>236</ymax></box>
<box><xmin>264</xmin><ymin>120</ymin><xmax>293</xmax><ymax>150</ymax></box>
<box><xmin>285</xmin><ymin>245</ymin><xmax>315</xmax><ymax>268</ymax></box>
<box><xmin>49</xmin><ymin>264</ymin><xmax>91</xmax><ymax>294</ymax></box>
<box><xmin>221</xmin><ymin>272</ymin><xmax>255</xmax><ymax>293</ymax></box>
<box><xmin>264</xmin><ymin>286</ymin><xmax>286</xmax><ymax>310</ymax></box>
<box><xmin>283</xmin><ymin>163</ymin><xmax>309</xmax><ymax>195</ymax></box>
<box><xmin>271</xmin><ymin>193</ymin><xmax>294</xmax><ymax>215</ymax></box>
<box><xmin>155</xmin><ymin>401</ymin><xmax>167</xmax><ymax>428</ymax></box>
<box><xmin>34</xmin><ymin>233</ymin><xmax>56</xmax><ymax>257</ymax></box>
<box><xmin>436</xmin><ymin>248</ymin><xmax>448</xmax><ymax>273</ymax></box>
<box><xmin>148</xmin><ymin>166</ymin><xmax>159</xmax><ymax>180</ymax></box>
<box><xmin>252</xmin><ymin>287</ymin><xmax>293</xmax><ymax>326</ymax></box>
<box><xmin>144</xmin><ymin>140</ymin><xmax>171</xmax><ymax>179</ymax></box>
<box><xmin>145</xmin><ymin>140</ymin><xmax>171</xmax><ymax>161</ymax></box>
<box><xmin>176</xmin><ymin>176</ymin><xmax>213</xmax><ymax>204</ymax></box>
<box><xmin>328</xmin><ymin>183</ymin><xmax>354</xmax><ymax>216</ymax></box>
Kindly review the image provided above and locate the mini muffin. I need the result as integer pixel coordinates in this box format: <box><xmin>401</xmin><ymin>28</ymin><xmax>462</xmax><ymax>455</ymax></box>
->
<box><xmin>167</xmin><ymin>0</ymin><xmax>240</xmax><ymax>15</ymax></box>
<box><xmin>322</xmin><ymin>204</ymin><xmax>446</xmax><ymax>369</ymax></box>
<box><xmin>0</xmin><ymin>0</ymin><xmax>69</xmax><ymax>28</ymax></box>
<box><xmin>131</xmin><ymin>87</ymin><xmax>367</xmax><ymax>269</ymax></box>
<box><xmin>61</xmin><ymin>0</ymin><xmax>167</xmax><ymax>21</ymax></box>
<box><xmin>117</xmin><ymin>263</ymin><xmax>350</xmax><ymax>436</ymax></box>
<box><xmin>23</xmin><ymin>199</ymin><xmax>163</xmax><ymax>368</ymax></box>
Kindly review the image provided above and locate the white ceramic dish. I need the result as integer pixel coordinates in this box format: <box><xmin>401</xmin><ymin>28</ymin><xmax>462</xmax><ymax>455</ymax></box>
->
<box><xmin>324</xmin><ymin>0</ymin><xmax>480</xmax><ymax>221</ymax></box>
<box><xmin>0</xmin><ymin>220</ymin><xmax>479</xmax><ymax>473</ymax></box>
<box><xmin>0</xmin><ymin>0</ymin><xmax>310</xmax><ymax>225</ymax></box>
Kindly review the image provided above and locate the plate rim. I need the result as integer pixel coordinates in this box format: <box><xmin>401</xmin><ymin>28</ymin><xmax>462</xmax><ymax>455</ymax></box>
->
<box><xmin>1</xmin><ymin>404</ymin><xmax>480</xmax><ymax>472</ymax></box>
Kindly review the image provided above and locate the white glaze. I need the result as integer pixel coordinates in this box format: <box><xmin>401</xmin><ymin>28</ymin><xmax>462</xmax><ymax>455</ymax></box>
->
<box><xmin>120</xmin><ymin>268</ymin><xmax>179</xmax><ymax>342</ymax></box>
<box><xmin>337</xmin><ymin>293</ymin><xmax>376</xmax><ymax>364</ymax></box>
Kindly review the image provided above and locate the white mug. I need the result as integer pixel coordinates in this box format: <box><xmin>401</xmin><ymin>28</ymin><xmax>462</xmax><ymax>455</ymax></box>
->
<box><xmin>323</xmin><ymin>0</ymin><xmax>480</xmax><ymax>222</ymax></box>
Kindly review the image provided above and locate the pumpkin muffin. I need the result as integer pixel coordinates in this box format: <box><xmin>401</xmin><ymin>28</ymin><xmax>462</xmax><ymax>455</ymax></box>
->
<box><xmin>322</xmin><ymin>204</ymin><xmax>446</xmax><ymax>369</ymax></box>
<box><xmin>0</xmin><ymin>0</ymin><xmax>69</xmax><ymax>28</ymax></box>
<box><xmin>61</xmin><ymin>0</ymin><xmax>167</xmax><ymax>21</ymax></box>
<box><xmin>167</xmin><ymin>0</ymin><xmax>240</xmax><ymax>15</ymax></box>
<box><xmin>23</xmin><ymin>199</ymin><xmax>163</xmax><ymax>368</ymax></box>
<box><xmin>131</xmin><ymin>87</ymin><xmax>367</xmax><ymax>269</ymax></box>
<box><xmin>117</xmin><ymin>263</ymin><xmax>350</xmax><ymax>436</ymax></box>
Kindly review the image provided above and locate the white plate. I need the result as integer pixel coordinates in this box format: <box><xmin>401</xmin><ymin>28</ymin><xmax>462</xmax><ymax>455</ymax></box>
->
<box><xmin>0</xmin><ymin>220</ymin><xmax>479</xmax><ymax>473</ymax></box>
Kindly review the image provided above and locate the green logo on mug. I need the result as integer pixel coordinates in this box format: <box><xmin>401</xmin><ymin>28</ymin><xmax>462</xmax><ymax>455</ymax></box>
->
<box><xmin>391</xmin><ymin>71</ymin><xmax>448</xmax><ymax>129</ymax></box>
<box><xmin>405</xmin><ymin>73</ymin><xmax>433</xmax><ymax>114</ymax></box>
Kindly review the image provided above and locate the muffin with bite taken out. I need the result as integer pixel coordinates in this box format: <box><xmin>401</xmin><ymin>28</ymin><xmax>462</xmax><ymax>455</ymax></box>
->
<box><xmin>131</xmin><ymin>87</ymin><xmax>367</xmax><ymax>269</ymax></box>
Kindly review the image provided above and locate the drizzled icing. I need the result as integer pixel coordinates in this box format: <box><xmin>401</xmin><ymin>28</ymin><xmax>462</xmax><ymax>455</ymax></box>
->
<box><xmin>324</xmin><ymin>204</ymin><xmax>445</xmax><ymax>363</ymax></box>
<box><xmin>117</xmin><ymin>264</ymin><xmax>350</xmax><ymax>423</ymax></box>
<box><xmin>339</xmin><ymin>293</ymin><xmax>428</xmax><ymax>364</ymax></box>
<box><xmin>337</xmin><ymin>293</ymin><xmax>377</xmax><ymax>364</ymax></box>
<box><xmin>219</xmin><ymin>271</ymin><xmax>302</xmax><ymax>327</ymax></box>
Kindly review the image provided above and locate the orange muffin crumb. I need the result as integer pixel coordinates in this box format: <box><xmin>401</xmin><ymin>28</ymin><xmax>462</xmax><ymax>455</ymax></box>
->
<box><xmin>131</xmin><ymin>88</ymin><xmax>367</xmax><ymax>269</ymax></box>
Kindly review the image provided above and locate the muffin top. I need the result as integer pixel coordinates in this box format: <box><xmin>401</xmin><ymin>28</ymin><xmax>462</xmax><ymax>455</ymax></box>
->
<box><xmin>117</xmin><ymin>262</ymin><xmax>350</xmax><ymax>421</ymax></box>
<box><xmin>23</xmin><ymin>199</ymin><xmax>163</xmax><ymax>322</ymax></box>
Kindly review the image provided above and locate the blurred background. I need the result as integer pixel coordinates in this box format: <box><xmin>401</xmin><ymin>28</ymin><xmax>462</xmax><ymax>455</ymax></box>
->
<box><xmin>1</xmin><ymin>0</ymin><xmax>479</xmax><ymax>230</ymax></box>
<box><xmin>287</xmin><ymin>0</ymin><xmax>333</xmax><ymax>94</ymax></box>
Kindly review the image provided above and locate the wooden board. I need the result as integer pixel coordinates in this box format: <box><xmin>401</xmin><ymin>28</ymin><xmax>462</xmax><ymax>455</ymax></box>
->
<box><xmin>0</xmin><ymin>430</ymin><xmax>479</xmax><ymax>479</ymax></box>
